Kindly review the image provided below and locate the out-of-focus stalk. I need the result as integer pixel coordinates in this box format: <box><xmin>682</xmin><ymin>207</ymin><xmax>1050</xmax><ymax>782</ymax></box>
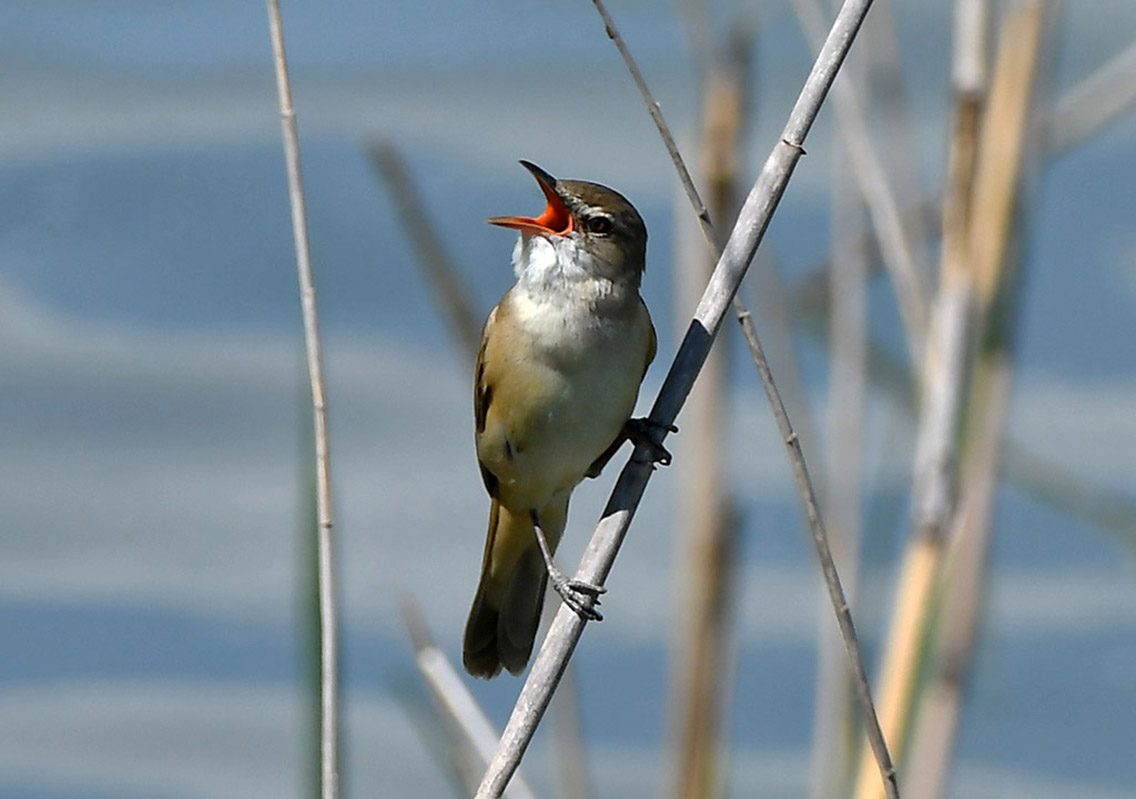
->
<box><xmin>400</xmin><ymin>600</ymin><xmax>538</xmax><ymax>799</ymax></box>
<box><xmin>853</xmin><ymin>3</ymin><xmax>1047</xmax><ymax>798</ymax></box>
<box><xmin>367</xmin><ymin>140</ymin><xmax>482</xmax><ymax>361</ymax></box>
<box><xmin>668</xmin><ymin>35</ymin><xmax>749</xmax><ymax>799</ymax></box>
<box><xmin>903</xmin><ymin>3</ymin><xmax>1048</xmax><ymax>797</ymax></box>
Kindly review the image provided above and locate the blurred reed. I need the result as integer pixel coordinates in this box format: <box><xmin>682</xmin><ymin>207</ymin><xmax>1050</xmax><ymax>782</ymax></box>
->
<box><xmin>667</xmin><ymin>31</ymin><xmax>749</xmax><ymax>799</ymax></box>
<box><xmin>853</xmin><ymin>3</ymin><xmax>1048</xmax><ymax>797</ymax></box>
<box><xmin>902</xmin><ymin>4</ymin><xmax>1048</xmax><ymax>797</ymax></box>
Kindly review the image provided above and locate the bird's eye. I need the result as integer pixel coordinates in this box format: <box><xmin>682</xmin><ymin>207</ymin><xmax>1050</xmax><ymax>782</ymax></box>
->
<box><xmin>585</xmin><ymin>215</ymin><xmax>613</xmax><ymax>235</ymax></box>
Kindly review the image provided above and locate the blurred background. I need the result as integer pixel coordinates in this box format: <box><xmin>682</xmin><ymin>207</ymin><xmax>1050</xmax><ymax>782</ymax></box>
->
<box><xmin>2</xmin><ymin>1</ymin><xmax>1135</xmax><ymax>797</ymax></box>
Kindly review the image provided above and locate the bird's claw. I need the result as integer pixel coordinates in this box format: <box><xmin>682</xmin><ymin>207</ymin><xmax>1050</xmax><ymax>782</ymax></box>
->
<box><xmin>548</xmin><ymin>568</ymin><xmax>605</xmax><ymax>621</ymax></box>
<box><xmin>626</xmin><ymin>417</ymin><xmax>676</xmax><ymax>466</ymax></box>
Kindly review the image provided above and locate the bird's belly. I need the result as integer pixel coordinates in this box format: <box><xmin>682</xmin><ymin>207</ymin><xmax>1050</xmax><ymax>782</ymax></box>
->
<box><xmin>481</xmin><ymin>321</ymin><xmax>647</xmax><ymax>509</ymax></box>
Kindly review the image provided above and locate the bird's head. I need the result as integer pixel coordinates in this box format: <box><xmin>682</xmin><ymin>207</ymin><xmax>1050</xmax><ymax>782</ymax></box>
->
<box><xmin>489</xmin><ymin>161</ymin><xmax>648</xmax><ymax>288</ymax></box>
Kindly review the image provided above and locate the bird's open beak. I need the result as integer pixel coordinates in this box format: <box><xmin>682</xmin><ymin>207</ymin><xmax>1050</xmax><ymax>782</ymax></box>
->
<box><xmin>488</xmin><ymin>160</ymin><xmax>574</xmax><ymax>236</ymax></box>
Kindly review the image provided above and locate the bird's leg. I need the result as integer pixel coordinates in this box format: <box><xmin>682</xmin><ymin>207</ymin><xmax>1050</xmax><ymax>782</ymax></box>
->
<box><xmin>530</xmin><ymin>510</ymin><xmax>605</xmax><ymax>622</ymax></box>
<box><xmin>585</xmin><ymin>417</ymin><xmax>677</xmax><ymax>479</ymax></box>
<box><xmin>584</xmin><ymin>432</ymin><xmax>626</xmax><ymax>479</ymax></box>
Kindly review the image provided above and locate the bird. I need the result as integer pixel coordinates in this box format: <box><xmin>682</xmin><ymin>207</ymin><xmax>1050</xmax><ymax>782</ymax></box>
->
<box><xmin>463</xmin><ymin>161</ymin><xmax>663</xmax><ymax>679</ymax></box>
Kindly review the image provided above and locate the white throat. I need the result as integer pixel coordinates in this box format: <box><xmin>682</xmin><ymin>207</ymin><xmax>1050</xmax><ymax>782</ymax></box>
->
<box><xmin>512</xmin><ymin>233</ymin><xmax>585</xmax><ymax>284</ymax></box>
<box><xmin>509</xmin><ymin>232</ymin><xmax>636</xmax><ymax>319</ymax></box>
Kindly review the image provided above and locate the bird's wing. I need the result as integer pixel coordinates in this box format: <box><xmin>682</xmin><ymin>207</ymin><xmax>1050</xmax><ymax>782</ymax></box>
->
<box><xmin>641</xmin><ymin>295</ymin><xmax>657</xmax><ymax>379</ymax></box>
<box><xmin>474</xmin><ymin>305</ymin><xmax>500</xmax><ymax>498</ymax></box>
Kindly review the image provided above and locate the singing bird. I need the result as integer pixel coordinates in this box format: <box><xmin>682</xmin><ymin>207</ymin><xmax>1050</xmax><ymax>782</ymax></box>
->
<box><xmin>463</xmin><ymin>161</ymin><xmax>661</xmax><ymax>679</ymax></box>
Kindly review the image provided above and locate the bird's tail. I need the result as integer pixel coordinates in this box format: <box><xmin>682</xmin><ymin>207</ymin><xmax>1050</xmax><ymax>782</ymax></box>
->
<box><xmin>463</xmin><ymin>497</ymin><xmax>567</xmax><ymax>678</ymax></box>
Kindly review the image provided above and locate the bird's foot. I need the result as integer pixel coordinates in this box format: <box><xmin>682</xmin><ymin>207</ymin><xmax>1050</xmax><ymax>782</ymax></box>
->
<box><xmin>626</xmin><ymin>417</ymin><xmax>676</xmax><ymax>466</ymax></box>
<box><xmin>530</xmin><ymin>509</ymin><xmax>606</xmax><ymax>622</ymax></box>
<box><xmin>547</xmin><ymin>567</ymin><xmax>605</xmax><ymax>622</ymax></box>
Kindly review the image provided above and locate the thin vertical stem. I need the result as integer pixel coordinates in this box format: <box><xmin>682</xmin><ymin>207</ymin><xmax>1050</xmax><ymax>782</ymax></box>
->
<box><xmin>733</xmin><ymin>305</ymin><xmax>898</xmax><ymax>799</ymax></box>
<box><xmin>265</xmin><ymin>3</ymin><xmax>339</xmax><ymax>798</ymax></box>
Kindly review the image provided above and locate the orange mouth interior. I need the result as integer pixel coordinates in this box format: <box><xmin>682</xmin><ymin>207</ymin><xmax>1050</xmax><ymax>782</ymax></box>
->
<box><xmin>488</xmin><ymin>170</ymin><xmax>573</xmax><ymax>236</ymax></box>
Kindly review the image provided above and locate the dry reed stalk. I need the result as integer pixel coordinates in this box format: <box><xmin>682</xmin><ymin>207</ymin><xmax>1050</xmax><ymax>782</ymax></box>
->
<box><xmin>852</xmin><ymin>3</ymin><xmax>1047</xmax><ymax>798</ymax></box>
<box><xmin>903</xmin><ymin>361</ymin><xmax>1011</xmax><ymax>799</ymax></box>
<box><xmin>902</xmin><ymin>3</ymin><xmax>1048</xmax><ymax>796</ymax></box>
<box><xmin>668</xmin><ymin>40</ymin><xmax>748</xmax><ymax>799</ymax></box>
<box><xmin>264</xmin><ymin>3</ymin><xmax>339</xmax><ymax>797</ymax></box>
<box><xmin>474</xmin><ymin>2</ymin><xmax>890</xmax><ymax>795</ymax></box>
<box><xmin>734</xmin><ymin>301</ymin><xmax>901</xmax><ymax>799</ymax></box>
